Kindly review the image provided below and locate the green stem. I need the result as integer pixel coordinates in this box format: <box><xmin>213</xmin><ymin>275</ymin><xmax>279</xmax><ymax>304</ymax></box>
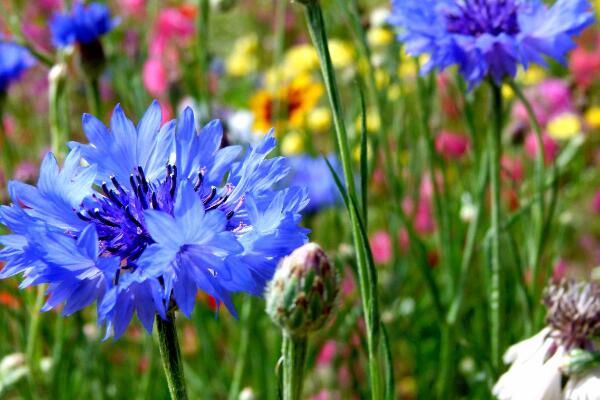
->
<box><xmin>0</xmin><ymin>8</ymin><xmax>54</xmax><ymax>67</ymax></box>
<box><xmin>86</xmin><ymin>78</ymin><xmax>102</xmax><ymax>118</ymax></box>
<box><xmin>25</xmin><ymin>285</ymin><xmax>45</xmax><ymax>392</ymax></box>
<box><xmin>282</xmin><ymin>333</ymin><xmax>308</xmax><ymax>400</ymax></box>
<box><xmin>447</xmin><ymin>152</ymin><xmax>489</xmax><ymax>324</ymax></box>
<box><xmin>0</xmin><ymin>92</ymin><xmax>14</xmax><ymax>177</ymax></box>
<box><xmin>49</xmin><ymin>65</ymin><xmax>68</xmax><ymax>156</ymax></box>
<box><xmin>416</xmin><ymin>74</ymin><xmax>455</xmax><ymax>287</ymax></box>
<box><xmin>380</xmin><ymin>324</ymin><xmax>395</xmax><ymax>400</ymax></box>
<box><xmin>156</xmin><ymin>313</ymin><xmax>189</xmax><ymax>400</ymax></box>
<box><xmin>507</xmin><ymin>80</ymin><xmax>558</xmax><ymax>326</ymax></box>
<box><xmin>488</xmin><ymin>82</ymin><xmax>503</xmax><ymax>372</ymax></box>
<box><xmin>301</xmin><ymin>2</ymin><xmax>382</xmax><ymax>398</ymax></box>
<box><xmin>272</xmin><ymin>0</ymin><xmax>287</xmax><ymax>128</ymax></box>
<box><xmin>227</xmin><ymin>300</ymin><xmax>252</xmax><ymax>400</ymax></box>
<box><xmin>197</xmin><ymin>0</ymin><xmax>211</xmax><ymax>119</ymax></box>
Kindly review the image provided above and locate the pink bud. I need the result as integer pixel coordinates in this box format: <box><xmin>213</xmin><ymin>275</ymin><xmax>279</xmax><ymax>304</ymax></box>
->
<box><xmin>570</xmin><ymin>44</ymin><xmax>600</xmax><ymax>90</ymax></box>
<box><xmin>524</xmin><ymin>133</ymin><xmax>558</xmax><ymax>165</ymax></box>
<box><xmin>435</xmin><ymin>131</ymin><xmax>470</xmax><ymax>160</ymax></box>
<box><xmin>143</xmin><ymin>59</ymin><xmax>168</xmax><ymax>97</ymax></box>
<box><xmin>370</xmin><ymin>230</ymin><xmax>392</xmax><ymax>264</ymax></box>
<box><xmin>415</xmin><ymin>198</ymin><xmax>435</xmax><ymax>235</ymax></box>
<box><xmin>552</xmin><ymin>259</ymin><xmax>568</xmax><ymax>283</ymax></box>
<box><xmin>316</xmin><ymin>340</ymin><xmax>337</xmax><ymax>366</ymax></box>
<box><xmin>157</xmin><ymin>7</ymin><xmax>195</xmax><ymax>40</ymax></box>
<box><xmin>119</xmin><ymin>0</ymin><xmax>146</xmax><ymax>16</ymax></box>
<box><xmin>593</xmin><ymin>189</ymin><xmax>600</xmax><ymax>213</ymax></box>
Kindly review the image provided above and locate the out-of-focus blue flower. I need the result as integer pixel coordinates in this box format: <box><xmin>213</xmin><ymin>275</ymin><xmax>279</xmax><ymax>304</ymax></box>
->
<box><xmin>50</xmin><ymin>2</ymin><xmax>117</xmax><ymax>48</ymax></box>
<box><xmin>0</xmin><ymin>42</ymin><xmax>34</xmax><ymax>93</ymax></box>
<box><xmin>286</xmin><ymin>154</ymin><xmax>343</xmax><ymax>214</ymax></box>
<box><xmin>0</xmin><ymin>100</ymin><xmax>309</xmax><ymax>339</ymax></box>
<box><xmin>389</xmin><ymin>0</ymin><xmax>595</xmax><ymax>88</ymax></box>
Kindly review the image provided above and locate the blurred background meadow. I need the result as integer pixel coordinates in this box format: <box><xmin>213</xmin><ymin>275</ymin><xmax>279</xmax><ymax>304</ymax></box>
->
<box><xmin>1</xmin><ymin>0</ymin><xmax>600</xmax><ymax>399</ymax></box>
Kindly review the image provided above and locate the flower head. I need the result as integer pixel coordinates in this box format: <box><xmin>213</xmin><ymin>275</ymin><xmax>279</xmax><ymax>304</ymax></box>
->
<box><xmin>250</xmin><ymin>74</ymin><xmax>323</xmax><ymax>133</ymax></box>
<box><xmin>544</xmin><ymin>280</ymin><xmax>600</xmax><ymax>351</ymax></box>
<box><xmin>50</xmin><ymin>2</ymin><xmax>117</xmax><ymax>48</ymax></box>
<box><xmin>266</xmin><ymin>243</ymin><xmax>338</xmax><ymax>337</ymax></box>
<box><xmin>389</xmin><ymin>0</ymin><xmax>595</xmax><ymax>88</ymax></box>
<box><xmin>0</xmin><ymin>101</ymin><xmax>309</xmax><ymax>338</ymax></box>
<box><xmin>494</xmin><ymin>280</ymin><xmax>600</xmax><ymax>399</ymax></box>
<box><xmin>0</xmin><ymin>42</ymin><xmax>35</xmax><ymax>93</ymax></box>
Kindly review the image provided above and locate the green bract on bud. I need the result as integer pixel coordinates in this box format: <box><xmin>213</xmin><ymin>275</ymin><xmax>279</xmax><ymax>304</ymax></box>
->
<box><xmin>266</xmin><ymin>243</ymin><xmax>338</xmax><ymax>337</ymax></box>
<box><xmin>562</xmin><ymin>348</ymin><xmax>600</xmax><ymax>376</ymax></box>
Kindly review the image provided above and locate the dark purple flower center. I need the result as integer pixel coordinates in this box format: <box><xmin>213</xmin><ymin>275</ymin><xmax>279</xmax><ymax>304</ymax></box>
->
<box><xmin>75</xmin><ymin>164</ymin><xmax>242</xmax><ymax>277</ymax></box>
<box><xmin>444</xmin><ymin>0</ymin><xmax>521</xmax><ymax>37</ymax></box>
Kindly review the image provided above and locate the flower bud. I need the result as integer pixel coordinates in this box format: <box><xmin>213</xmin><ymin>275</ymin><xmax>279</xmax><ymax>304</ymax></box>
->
<box><xmin>266</xmin><ymin>243</ymin><xmax>338</xmax><ymax>337</ymax></box>
<box><xmin>79</xmin><ymin>39</ymin><xmax>106</xmax><ymax>80</ymax></box>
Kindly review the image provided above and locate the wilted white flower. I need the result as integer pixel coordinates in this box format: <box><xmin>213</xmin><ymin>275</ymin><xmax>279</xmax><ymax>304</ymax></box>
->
<box><xmin>493</xmin><ymin>327</ymin><xmax>564</xmax><ymax>400</ymax></box>
<box><xmin>564</xmin><ymin>366</ymin><xmax>600</xmax><ymax>400</ymax></box>
<box><xmin>494</xmin><ymin>280</ymin><xmax>600</xmax><ymax>399</ymax></box>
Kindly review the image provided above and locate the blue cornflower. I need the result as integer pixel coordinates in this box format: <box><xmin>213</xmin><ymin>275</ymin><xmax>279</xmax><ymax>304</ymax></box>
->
<box><xmin>0</xmin><ymin>100</ymin><xmax>309</xmax><ymax>338</ymax></box>
<box><xmin>286</xmin><ymin>154</ymin><xmax>343</xmax><ymax>214</ymax></box>
<box><xmin>0</xmin><ymin>42</ymin><xmax>34</xmax><ymax>93</ymax></box>
<box><xmin>50</xmin><ymin>2</ymin><xmax>117</xmax><ymax>48</ymax></box>
<box><xmin>389</xmin><ymin>0</ymin><xmax>595</xmax><ymax>88</ymax></box>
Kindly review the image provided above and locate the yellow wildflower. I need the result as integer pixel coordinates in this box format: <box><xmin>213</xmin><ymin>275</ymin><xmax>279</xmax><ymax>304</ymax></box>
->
<box><xmin>307</xmin><ymin>107</ymin><xmax>332</xmax><ymax>133</ymax></box>
<box><xmin>388</xmin><ymin>84</ymin><xmax>401</xmax><ymax>101</ymax></box>
<box><xmin>281</xmin><ymin>131</ymin><xmax>305</xmax><ymax>155</ymax></box>
<box><xmin>502</xmin><ymin>84</ymin><xmax>514</xmax><ymax>101</ymax></box>
<box><xmin>225</xmin><ymin>35</ymin><xmax>258</xmax><ymax>77</ymax></box>
<box><xmin>328</xmin><ymin>40</ymin><xmax>355</xmax><ymax>69</ymax></box>
<box><xmin>355</xmin><ymin>110</ymin><xmax>381</xmax><ymax>134</ymax></box>
<box><xmin>585</xmin><ymin>106</ymin><xmax>600</xmax><ymax>129</ymax></box>
<box><xmin>516</xmin><ymin>65</ymin><xmax>545</xmax><ymax>86</ymax></box>
<box><xmin>283</xmin><ymin>44</ymin><xmax>319</xmax><ymax>78</ymax></box>
<box><xmin>353</xmin><ymin>142</ymin><xmax>373</xmax><ymax>162</ymax></box>
<box><xmin>367</xmin><ymin>27</ymin><xmax>394</xmax><ymax>48</ymax></box>
<box><xmin>547</xmin><ymin>113</ymin><xmax>582</xmax><ymax>140</ymax></box>
<box><xmin>250</xmin><ymin>74</ymin><xmax>324</xmax><ymax>133</ymax></box>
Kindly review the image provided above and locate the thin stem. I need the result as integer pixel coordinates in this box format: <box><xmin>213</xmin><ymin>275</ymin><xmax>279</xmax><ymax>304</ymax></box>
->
<box><xmin>301</xmin><ymin>2</ymin><xmax>382</xmax><ymax>398</ymax></box>
<box><xmin>25</xmin><ymin>285</ymin><xmax>46</xmax><ymax>393</ymax></box>
<box><xmin>272</xmin><ymin>0</ymin><xmax>287</xmax><ymax>128</ymax></box>
<box><xmin>282</xmin><ymin>333</ymin><xmax>308</xmax><ymax>400</ymax></box>
<box><xmin>507</xmin><ymin>80</ymin><xmax>558</xmax><ymax>326</ymax></box>
<box><xmin>0</xmin><ymin>92</ymin><xmax>14</xmax><ymax>177</ymax></box>
<box><xmin>488</xmin><ymin>82</ymin><xmax>504</xmax><ymax>372</ymax></box>
<box><xmin>49</xmin><ymin>65</ymin><xmax>69</xmax><ymax>157</ymax></box>
<box><xmin>227</xmin><ymin>300</ymin><xmax>252</xmax><ymax>400</ymax></box>
<box><xmin>156</xmin><ymin>313</ymin><xmax>189</xmax><ymax>400</ymax></box>
<box><xmin>86</xmin><ymin>78</ymin><xmax>102</xmax><ymax>118</ymax></box>
<box><xmin>0</xmin><ymin>7</ymin><xmax>55</xmax><ymax>67</ymax></box>
<box><xmin>447</xmin><ymin>151</ymin><xmax>489</xmax><ymax>324</ymax></box>
<box><xmin>381</xmin><ymin>324</ymin><xmax>395</xmax><ymax>400</ymax></box>
<box><xmin>197</xmin><ymin>0</ymin><xmax>211</xmax><ymax>119</ymax></box>
<box><xmin>416</xmin><ymin>74</ymin><xmax>456</xmax><ymax>288</ymax></box>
